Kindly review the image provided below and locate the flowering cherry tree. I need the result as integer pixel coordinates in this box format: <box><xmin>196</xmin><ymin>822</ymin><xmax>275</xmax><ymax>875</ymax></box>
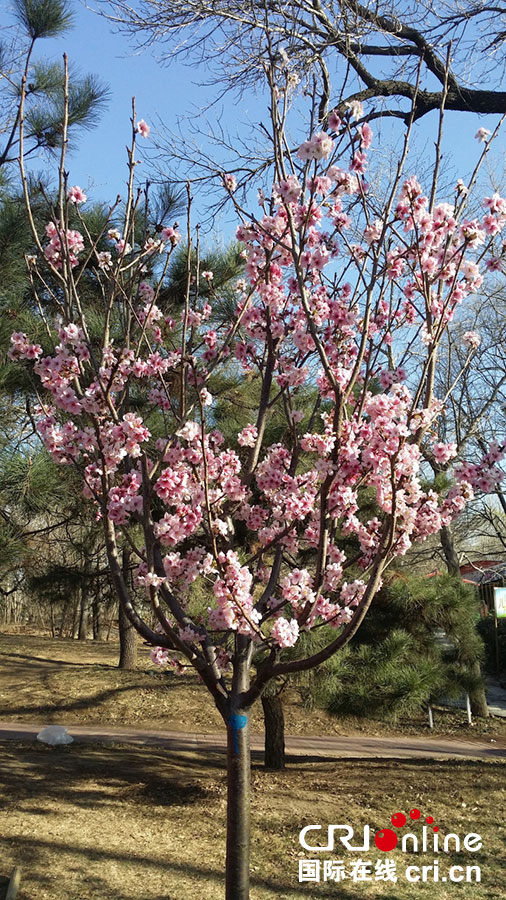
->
<box><xmin>12</xmin><ymin>58</ymin><xmax>506</xmax><ymax>899</ymax></box>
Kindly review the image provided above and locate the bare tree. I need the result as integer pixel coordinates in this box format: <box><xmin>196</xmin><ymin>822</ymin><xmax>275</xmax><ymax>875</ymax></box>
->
<box><xmin>96</xmin><ymin>0</ymin><xmax>506</xmax><ymax>123</ymax></box>
<box><xmin>431</xmin><ymin>290</ymin><xmax>506</xmax><ymax>560</ymax></box>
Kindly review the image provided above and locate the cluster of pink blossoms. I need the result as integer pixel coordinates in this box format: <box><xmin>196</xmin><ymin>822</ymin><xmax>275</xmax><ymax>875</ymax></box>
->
<box><xmin>8</xmin><ymin>332</ymin><xmax>42</xmax><ymax>361</ymax></box>
<box><xmin>15</xmin><ymin>113</ymin><xmax>506</xmax><ymax>658</ymax></box>
<box><xmin>209</xmin><ymin>550</ymin><xmax>261</xmax><ymax>636</ymax></box>
<box><xmin>107</xmin><ymin>472</ymin><xmax>143</xmax><ymax>524</ymax></box>
<box><xmin>44</xmin><ymin>222</ymin><xmax>85</xmax><ymax>269</ymax></box>
<box><xmin>455</xmin><ymin>442</ymin><xmax>506</xmax><ymax>493</ymax></box>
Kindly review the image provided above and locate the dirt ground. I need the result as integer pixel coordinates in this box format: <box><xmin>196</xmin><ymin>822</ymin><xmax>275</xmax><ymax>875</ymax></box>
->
<box><xmin>0</xmin><ymin>630</ymin><xmax>505</xmax><ymax>739</ymax></box>
<box><xmin>0</xmin><ymin>742</ymin><xmax>504</xmax><ymax>900</ymax></box>
<box><xmin>0</xmin><ymin>630</ymin><xmax>505</xmax><ymax>899</ymax></box>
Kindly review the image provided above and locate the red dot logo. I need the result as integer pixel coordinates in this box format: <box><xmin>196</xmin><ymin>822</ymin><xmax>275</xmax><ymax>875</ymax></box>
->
<box><xmin>409</xmin><ymin>808</ymin><xmax>421</xmax><ymax>820</ymax></box>
<box><xmin>391</xmin><ymin>812</ymin><xmax>406</xmax><ymax>828</ymax></box>
<box><xmin>426</xmin><ymin>816</ymin><xmax>434</xmax><ymax>825</ymax></box>
<box><xmin>374</xmin><ymin>829</ymin><xmax>398</xmax><ymax>852</ymax></box>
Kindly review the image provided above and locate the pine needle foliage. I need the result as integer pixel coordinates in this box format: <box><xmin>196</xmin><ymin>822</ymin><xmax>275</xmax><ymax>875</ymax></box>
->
<box><xmin>308</xmin><ymin>575</ymin><xmax>485</xmax><ymax>721</ymax></box>
<box><xmin>13</xmin><ymin>0</ymin><xmax>73</xmax><ymax>40</ymax></box>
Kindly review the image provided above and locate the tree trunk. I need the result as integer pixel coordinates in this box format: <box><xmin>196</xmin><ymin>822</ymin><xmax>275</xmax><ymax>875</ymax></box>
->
<box><xmin>440</xmin><ymin>524</ymin><xmax>489</xmax><ymax>718</ymax></box>
<box><xmin>261</xmin><ymin>691</ymin><xmax>285</xmax><ymax>770</ymax></box>
<box><xmin>58</xmin><ymin>603</ymin><xmax>65</xmax><ymax>637</ymax></box>
<box><xmin>226</xmin><ymin>710</ymin><xmax>250</xmax><ymax>900</ymax></box>
<box><xmin>78</xmin><ymin>586</ymin><xmax>89</xmax><ymax>640</ymax></box>
<box><xmin>225</xmin><ymin>638</ymin><xmax>252</xmax><ymax>900</ymax></box>
<box><xmin>470</xmin><ymin>660</ymin><xmax>489</xmax><ymax>718</ymax></box>
<box><xmin>69</xmin><ymin>599</ymin><xmax>81</xmax><ymax>641</ymax></box>
<box><xmin>92</xmin><ymin>597</ymin><xmax>104</xmax><ymax>640</ymax></box>
<box><xmin>118</xmin><ymin>546</ymin><xmax>137</xmax><ymax>668</ymax></box>
<box><xmin>92</xmin><ymin>556</ymin><xmax>104</xmax><ymax>640</ymax></box>
<box><xmin>118</xmin><ymin>600</ymin><xmax>138</xmax><ymax>669</ymax></box>
<box><xmin>440</xmin><ymin>524</ymin><xmax>461</xmax><ymax>576</ymax></box>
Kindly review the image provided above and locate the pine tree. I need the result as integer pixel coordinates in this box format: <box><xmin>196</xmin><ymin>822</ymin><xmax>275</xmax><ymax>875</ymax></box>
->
<box><xmin>311</xmin><ymin>574</ymin><xmax>485</xmax><ymax>723</ymax></box>
<box><xmin>0</xmin><ymin>0</ymin><xmax>108</xmax><ymax>169</ymax></box>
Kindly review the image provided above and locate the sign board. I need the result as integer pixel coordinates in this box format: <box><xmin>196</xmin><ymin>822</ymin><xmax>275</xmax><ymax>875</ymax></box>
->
<box><xmin>493</xmin><ymin>586</ymin><xmax>506</xmax><ymax>619</ymax></box>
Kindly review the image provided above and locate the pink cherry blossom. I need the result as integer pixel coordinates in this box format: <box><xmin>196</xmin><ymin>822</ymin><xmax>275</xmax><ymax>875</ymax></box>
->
<box><xmin>345</xmin><ymin>100</ymin><xmax>364</xmax><ymax>119</ymax></box>
<box><xmin>357</xmin><ymin>122</ymin><xmax>373</xmax><ymax>149</ymax></box>
<box><xmin>161</xmin><ymin>226</ymin><xmax>181</xmax><ymax>245</ymax></box>
<box><xmin>297</xmin><ymin>132</ymin><xmax>334</xmax><ymax>161</ymax></box>
<box><xmin>67</xmin><ymin>185</ymin><xmax>87</xmax><ymax>204</ymax></box>
<box><xmin>150</xmin><ymin>647</ymin><xmax>169</xmax><ymax>666</ymax></box>
<box><xmin>328</xmin><ymin>110</ymin><xmax>341</xmax><ymax>131</ymax></box>
<box><xmin>475</xmin><ymin>127</ymin><xmax>491</xmax><ymax>142</ymax></box>
<box><xmin>223</xmin><ymin>174</ymin><xmax>237</xmax><ymax>192</ymax></box>
<box><xmin>432</xmin><ymin>442</ymin><xmax>458</xmax><ymax>465</ymax></box>
<box><xmin>462</xmin><ymin>330</ymin><xmax>481</xmax><ymax>349</ymax></box>
<box><xmin>96</xmin><ymin>251</ymin><xmax>112</xmax><ymax>270</ymax></box>
<box><xmin>271</xmin><ymin>617</ymin><xmax>299</xmax><ymax>648</ymax></box>
<box><xmin>237</xmin><ymin>424</ymin><xmax>258</xmax><ymax>447</ymax></box>
<box><xmin>137</xmin><ymin>119</ymin><xmax>150</xmax><ymax>138</ymax></box>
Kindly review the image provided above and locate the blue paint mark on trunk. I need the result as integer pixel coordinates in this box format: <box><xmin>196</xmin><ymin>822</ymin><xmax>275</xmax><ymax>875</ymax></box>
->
<box><xmin>229</xmin><ymin>712</ymin><xmax>247</xmax><ymax>754</ymax></box>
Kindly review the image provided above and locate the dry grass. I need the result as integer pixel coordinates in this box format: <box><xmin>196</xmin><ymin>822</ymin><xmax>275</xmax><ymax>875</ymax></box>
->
<box><xmin>0</xmin><ymin>743</ymin><xmax>504</xmax><ymax>900</ymax></box>
<box><xmin>0</xmin><ymin>630</ymin><xmax>505</xmax><ymax>899</ymax></box>
<box><xmin>0</xmin><ymin>630</ymin><xmax>504</xmax><ymax>739</ymax></box>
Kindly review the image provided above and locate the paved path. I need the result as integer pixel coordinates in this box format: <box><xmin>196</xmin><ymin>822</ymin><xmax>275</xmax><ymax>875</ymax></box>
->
<box><xmin>0</xmin><ymin>721</ymin><xmax>505</xmax><ymax>760</ymax></box>
<box><xmin>485</xmin><ymin>680</ymin><xmax>506</xmax><ymax>717</ymax></box>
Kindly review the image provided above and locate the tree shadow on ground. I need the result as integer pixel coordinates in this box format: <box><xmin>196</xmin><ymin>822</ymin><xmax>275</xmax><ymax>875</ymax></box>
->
<box><xmin>286</xmin><ymin>746</ymin><xmax>506</xmax><ymax>763</ymax></box>
<box><xmin>0</xmin><ymin>747</ymin><xmax>502</xmax><ymax>899</ymax></box>
<box><xmin>0</xmin><ymin>744</ymin><xmax>223</xmax><ymax>811</ymax></box>
<box><xmin>0</xmin><ymin>650</ymin><xmax>110</xmax><ymax>668</ymax></box>
<box><xmin>0</xmin><ymin>683</ymin><xmax>160</xmax><ymax>718</ymax></box>
<box><xmin>0</xmin><ymin>834</ymin><xmax>406</xmax><ymax>900</ymax></box>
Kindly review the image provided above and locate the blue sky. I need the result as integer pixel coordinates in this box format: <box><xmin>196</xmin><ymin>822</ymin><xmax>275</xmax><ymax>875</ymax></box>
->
<box><xmin>26</xmin><ymin>3</ymin><xmax>207</xmax><ymax>197</ymax></box>
<box><xmin>2</xmin><ymin>0</ymin><xmax>505</xmax><ymax>227</ymax></box>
